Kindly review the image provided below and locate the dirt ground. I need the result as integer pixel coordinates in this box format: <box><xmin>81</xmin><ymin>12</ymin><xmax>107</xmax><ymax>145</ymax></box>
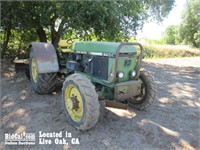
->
<box><xmin>0</xmin><ymin>57</ymin><xmax>200</xmax><ymax>150</ymax></box>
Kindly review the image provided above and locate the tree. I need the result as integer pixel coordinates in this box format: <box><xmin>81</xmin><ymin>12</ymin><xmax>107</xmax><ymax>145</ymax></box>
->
<box><xmin>1</xmin><ymin>0</ymin><xmax>175</xmax><ymax>58</ymax></box>
<box><xmin>1</xmin><ymin>1</ymin><xmax>22</xmax><ymax>57</ymax></box>
<box><xmin>178</xmin><ymin>0</ymin><xmax>200</xmax><ymax>47</ymax></box>
<box><xmin>163</xmin><ymin>25</ymin><xmax>178</xmax><ymax>45</ymax></box>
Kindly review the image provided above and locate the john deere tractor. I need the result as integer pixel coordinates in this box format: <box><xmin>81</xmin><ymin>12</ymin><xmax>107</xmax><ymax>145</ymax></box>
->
<box><xmin>16</xmin><ymin>41</ymin><xmax>156</xmax><ymax>130</ymax></box>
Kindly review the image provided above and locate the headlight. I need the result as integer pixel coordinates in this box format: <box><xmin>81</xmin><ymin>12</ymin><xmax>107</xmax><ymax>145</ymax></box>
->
<box><xmin>118</xmin><ymin>72</ymin><xmax>124</xmax><ymax>78</ymax></box>
<box><xmin>130</xmin><ymin>70</ymin><xmax>136</xmax><ymax>78</ymax></box>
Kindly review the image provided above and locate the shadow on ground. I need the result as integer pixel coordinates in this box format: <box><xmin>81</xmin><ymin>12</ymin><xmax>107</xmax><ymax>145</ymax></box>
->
<box><xmin>1</xmin><ymin>59</ymin><xmax>199</xmax><ymax>150</ymax></box>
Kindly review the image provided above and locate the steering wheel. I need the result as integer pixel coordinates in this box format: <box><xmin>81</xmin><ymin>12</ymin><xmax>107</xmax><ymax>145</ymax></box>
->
<box><xmin>66</xmin><ymin>39</ymin><xmax>74</xmax><ymax>44</ymax></box>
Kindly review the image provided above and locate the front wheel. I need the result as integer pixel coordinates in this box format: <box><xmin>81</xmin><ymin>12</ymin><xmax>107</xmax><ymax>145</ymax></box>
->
<box><xmin>62</xmin><ymin>74</ymin><xmax>100</xmax><ymax>130</ymax></box>
<box><xmin>128</xmin><ymin>69</ymin><xmax>157</xmax><ymax>110</ymax></box>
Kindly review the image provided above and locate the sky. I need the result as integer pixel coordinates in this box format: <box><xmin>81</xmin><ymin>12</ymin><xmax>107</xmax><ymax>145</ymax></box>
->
<box><xmin>137</xmin><ymin>0</ymin><xmax>186</xmax><ymax>40</ymax></box>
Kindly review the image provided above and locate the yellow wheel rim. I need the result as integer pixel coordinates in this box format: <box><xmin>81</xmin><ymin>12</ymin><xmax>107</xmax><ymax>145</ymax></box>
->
<box><xmin>31</xmin><ymin>58</ymin><xmax>38</xmax><ymax>83</ymax></box>
<box><xmin>65</xmin><ymin>84</ymin><xmax>83</xmax><ymax>122</ymax></box>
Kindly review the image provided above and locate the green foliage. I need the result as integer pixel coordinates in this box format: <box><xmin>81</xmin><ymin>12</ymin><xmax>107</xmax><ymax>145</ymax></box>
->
<box><xmin>161</xmin><ymin>0</ymin><xmax>200</xmax><ymax>48</ymax></box>
<box><xmin>138</xmin><ymin>38</ymin><xmax>166</xmax><ymax>45</ymax></box>
<box><xmin>1</xmin><ymin>0</ymin><xmax>175</xmax><ymax>58</ymax></box>
<box><xmin>163</xmin><ymin>25</ymin><xmax>179</xmax><ymax>45</ymax></box>
<box><xmin>0</xmin><ymin>29</ymin><xmax>38</xmax><ymax>58</ymax></box>
<box><xmin>146</xmin><ymin>0</ymin><xmax>175</xmax><ymax>22</ymax></box>
<box><xmin>143</xmin><ymin>44</ymin><xmax>200</xmax><ymax>58</ymax></box>
<box><xmin>178</xmin><ymin>0</ymin><xmax>200</xmax><ymax>47</ymax></box>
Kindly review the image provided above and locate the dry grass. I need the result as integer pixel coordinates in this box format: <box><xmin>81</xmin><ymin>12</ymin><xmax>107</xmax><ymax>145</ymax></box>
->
<box><xmin>143</xmin><ymin>44</ymin><xmax>200</xmax><ymax>58</ymax></box>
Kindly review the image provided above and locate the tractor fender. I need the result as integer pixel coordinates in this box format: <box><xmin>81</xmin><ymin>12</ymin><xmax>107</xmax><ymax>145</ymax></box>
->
<box><xmin>30</xmin><ymin>42</ymin><xmax>59</xmax><ymax>73</ymax></box>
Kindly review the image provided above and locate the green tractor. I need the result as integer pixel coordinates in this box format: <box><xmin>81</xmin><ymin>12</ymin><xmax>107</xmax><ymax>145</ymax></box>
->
<box><xmin>17</xmin><ymin>41</ymin><xmax>156</xmax><ymax>130</ymax></box>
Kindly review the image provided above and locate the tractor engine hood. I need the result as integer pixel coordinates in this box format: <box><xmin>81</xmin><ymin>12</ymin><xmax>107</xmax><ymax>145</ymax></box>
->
<box><xmin>71</xmin><ymin>41</ymin><xmax>136</xmax><ymax>56</ymax></box>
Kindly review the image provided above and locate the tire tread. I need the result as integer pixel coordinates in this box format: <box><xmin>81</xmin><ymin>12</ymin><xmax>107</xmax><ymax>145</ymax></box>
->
<box><xmin>128</xmin><ymin>69</ymin><xmax>157</xmax><ymax>110</ymax></box>
<box><xmin>62</xmin><ymin>73</ymin><xmax>100</xmax><ymax>130</ymax></box>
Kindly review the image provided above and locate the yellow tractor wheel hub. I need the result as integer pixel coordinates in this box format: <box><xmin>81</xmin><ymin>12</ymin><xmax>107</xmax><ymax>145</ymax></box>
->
<box><xmin>65</xmin><ymin>84</ymin><xmax>83</xmax><ymax>122</ymax></box>
<box><xmin>31</xmin><ymin>58</ymin><xmax>38</xmax><ymax>83</ymax></box>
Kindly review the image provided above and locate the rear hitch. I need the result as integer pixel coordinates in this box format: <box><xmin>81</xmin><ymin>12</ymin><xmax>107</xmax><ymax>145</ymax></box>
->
<box><xmin>13</xmin><ymin>59</ymin><xmax>30</xmax><ymax>78</ymax></box>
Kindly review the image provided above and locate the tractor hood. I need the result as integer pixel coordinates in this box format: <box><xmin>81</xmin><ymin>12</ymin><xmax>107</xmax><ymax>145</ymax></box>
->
<box><xmin>72</xmin><ymin>41</ymin><xmax>136</xmax><ymax>54</ymax></box>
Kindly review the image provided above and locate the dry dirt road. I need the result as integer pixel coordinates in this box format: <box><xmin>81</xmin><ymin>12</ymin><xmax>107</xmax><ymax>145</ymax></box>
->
<box><xmin>1</xmin><ymin>57</ymin><xmax>200</xmax><ymax>150</ymax></box>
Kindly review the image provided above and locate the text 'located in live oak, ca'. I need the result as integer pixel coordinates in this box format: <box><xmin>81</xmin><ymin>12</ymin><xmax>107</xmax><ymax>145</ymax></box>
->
<box><xmin>39</xmin><ymin>131</ymin><xmax>80</xmax><ymax>145</ymax></box>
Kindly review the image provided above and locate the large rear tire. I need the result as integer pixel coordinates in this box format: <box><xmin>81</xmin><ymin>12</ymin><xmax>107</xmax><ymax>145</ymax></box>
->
<box><xmin>29</xmin><ymin>51</ymin><xmax>57</xmax><ymax>94</ymax></box>
<box><xmin>62</xmin><ymin>74</ymin><xmax>100</xmax><ymax>130</ymax></box>
<box><xmin>128</xmin><ymin>69</ymin><xmax>156</xmax><ymax>110</ymax></box>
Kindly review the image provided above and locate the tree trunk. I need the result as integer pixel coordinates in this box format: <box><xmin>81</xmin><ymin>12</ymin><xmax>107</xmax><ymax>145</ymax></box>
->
<box><xmin>2</xmin><ymin>22</ymin><xmax>12</xmax><ymax>58</ymax></box>
<box><xmin>51</xmin><ymin>29</ymin><xmax>60</xmax><ymax>48</ymax></box>
<box><xmin>36</xmin><ymin>26</ymin><xmax>47</xmax><ymax>42</ymax></box>
<box><xmin>50</xmin><ymin>18</ymin><xmax>66</xmax><ymax>48</ymax></box>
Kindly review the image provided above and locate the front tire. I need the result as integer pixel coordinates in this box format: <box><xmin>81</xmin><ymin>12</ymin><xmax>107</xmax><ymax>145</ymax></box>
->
<box><xmin>128</xmin><ymin>69</ymin><xmax>156</xmax><ymax>110</ymax></box>
<box><xmin>62</xmin><ymin>74</ymin><xmax>100</xmax><ymax>130</ymax></box>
